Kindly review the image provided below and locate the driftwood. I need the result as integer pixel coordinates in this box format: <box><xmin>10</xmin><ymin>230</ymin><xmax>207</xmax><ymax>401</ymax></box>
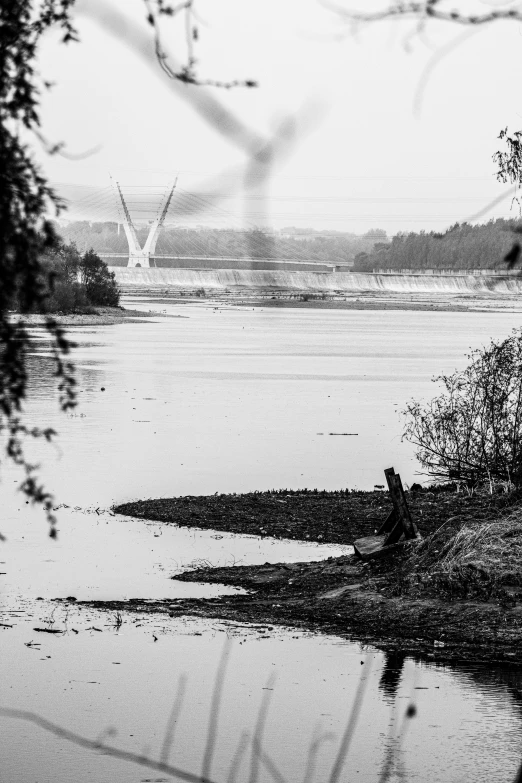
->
<box><xmin>353</xmin><ymin>468</ymin><xmax>420</xmax><ymax>561</ymax></box>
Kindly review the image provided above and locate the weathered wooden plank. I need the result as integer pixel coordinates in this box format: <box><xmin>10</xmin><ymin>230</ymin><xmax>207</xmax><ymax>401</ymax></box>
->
<box><xmin>353</xmin><ymin>534</ymin><xmax>386</xmax><ymax>559</ymax></box>
<box><xmin>353</xmin><ymin>467</ymin><xmax>421</xmax><ymax>560</ymax></box>
<box><xmin>353</xmin><ymin>534</ymin><xmax>406</xmax><ymax>561</ymax></box>
<box><xmin>377</xmin><ymin>507</ymin><xmax>397</xmax><ymax>535</ymax></box>
<box><xmin>384</xmin><ymin>468</ymin><xmax>419</xmax><ymax>540</ymax></box>
<box><xmin>383</xmin><ymin>517</ymin><xmax>404</xmax><ymax>546</ymax></box>
<box><xmin>352</xmin><ymin>467</ymin><xmax>422</xmax><ymax>559</ymax></box>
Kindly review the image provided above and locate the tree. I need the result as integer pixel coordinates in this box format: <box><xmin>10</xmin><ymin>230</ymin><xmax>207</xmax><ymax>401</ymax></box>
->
<box><xmin>1</xmin><ymin>1</ymin><xmax>78</xmax><ymax>536</ymax></box>
<box><xmin>37</xmin><ymin>242</ymin><xmax>120</xmax><ymax>313</ymax></box>
<box><xmin>334</xmin><ymin>2</ymin><xmax>522</xmax><ymax>264</ymax></box>
<box><xmin>80</xmin><ymin>250</ymin><xmax>120</xmax><ymax>306</ymax></box>
<box><xmin>2</xmin><ymin>0</ymin><xmax>253</xmax><ymax>535</ymax></box>
<box><xmin>494</xmin><ymin>129</ymin><xmax>522</xmax><ymax>264</ymax></box>
<box><xmin>4</xmin><ymin>0</ymin><xmax>522</xmax><ymax>538</ymax></box>
<box><xmin>39</xmin><ymin>242</ymin><xmax>86</xmax><ymax>313</ymax></box>
<box><xmin>351</xmin><ymin>219</ymin><xmax>522</xmax><ymax>272</ymax></box>
<box><xmin>403</xmin><ymin>330</ymin><xmax>522</xmax><ymax>487</ymax></box>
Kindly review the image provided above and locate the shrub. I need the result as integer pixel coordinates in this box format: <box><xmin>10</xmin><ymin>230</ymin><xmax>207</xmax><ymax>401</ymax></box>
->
<box><xmin>403</xmin><ymin>330</ymin><xmax>522</xmax><ymax>487</ymax></box>
<box><xmin>80</xmin><ymin>249</ymin><xmax>120</xmax><ymax>307</ymax></box>
<box><xmin>24</xmin><ymin>242</ymin><xmax>83</xmax><ymax>313</ymax></box>
<box><xmin>28</xmin><ymin>244</ymin><xmax>120</xmax><ymax>313</ymax></box>
<box><xmin>44</xmin><ymin>279</ymin><xmax>89</xmax><ymax>313</ymax></box>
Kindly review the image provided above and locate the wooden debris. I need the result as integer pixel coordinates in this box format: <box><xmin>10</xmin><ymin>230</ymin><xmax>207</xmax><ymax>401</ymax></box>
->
<box><xmin>354</xmin><ymin>467</ymin><xmax>420</xmax><ymax>561</ymax></box>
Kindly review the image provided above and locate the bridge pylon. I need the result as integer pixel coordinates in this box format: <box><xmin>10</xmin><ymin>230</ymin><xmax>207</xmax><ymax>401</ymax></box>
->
<box><xmin>112</xmin><ymin>178</ymin><xmax>177</xmax><ymax>268</ymax></box>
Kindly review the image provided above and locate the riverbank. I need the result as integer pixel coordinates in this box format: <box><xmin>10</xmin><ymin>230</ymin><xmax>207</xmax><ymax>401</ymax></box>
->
<box><xmin>238</xmin><ymin>298</ymin><xmax>469</xmax><ymax>311</ymax></box>
<box><xmin>76</xmin><ymin>488</ymin><xmax>522</xmax><ymax>665</ymax></box>
<box><xmin>115</xmin><ymin>486</ymin><xmax>522</xmax><ymax>544</ymax></box>
<box><xmin>127</xmin><ymin>293</ymin><xmax>473</xmax><ymax>312</ymax></box>
<box><xmin>122</xmin><ymin>288</ymin><xmax>522</xmax><ymax>313</ymax></box>
<box><xmin>8</xmin><ymin>306</ymin><xmax>173</xmax><ymax>326</ymax></box>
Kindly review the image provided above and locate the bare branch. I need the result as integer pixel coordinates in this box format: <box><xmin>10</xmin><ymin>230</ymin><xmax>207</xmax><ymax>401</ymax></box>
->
<box><xmin>227</xmin><ymin>731</ymin><xmax>250</xmax><ymax>783</ymax></box>
<box><xmin>328</xmin><ymin>655</ymin><xmax>373</xmax><ymax>783</ymax></box>
<box><xmin>34</xmin><ymin>130</ymin><xmax>102</xmax><ymax>160</ymax></box>
<box><xmin>465</xmin><ymin>185</ymin><xmax>518</xmax><ymax>223</ymax></box>
<box><xmin>325</xmin><ymin>1</ymin><xmax>522</xmax><ymax>26</ymax></box>
<box><xmin>0</xmin><ymin>708</ymin><xmax>218</xmax><ymax>783</ymax></box>
<box><xmin>142</xmin><ymin>0</ymin><xmax>257</xmax><ymax>88</ymax></box>
<box><xmin>77</xmin><ymin>0</ymin><xmax>264</xmax><ymax>155</ymax></box>
<box><xmin>201</xmin><ymin>637</ymin><xmax>232</xmax><ymax>782</ymax></box>
<box><xmin>160</xmin><ymin>673</ymin><xmax>188</xmax><ymax>765</ymax></box>
<box><xmin>249</xmin><ymin>671</ymin><xmax>277</xmax><ymax>783</ymax></box>
<box><xmin>412</xmin><ymin>25</ymin><xmax>482</xmax><ymax>115</ymax></box>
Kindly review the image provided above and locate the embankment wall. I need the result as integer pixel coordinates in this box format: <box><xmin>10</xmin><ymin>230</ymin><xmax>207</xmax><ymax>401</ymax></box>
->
<box><xmin>110</xmin><ymin>267</ymin><xmax>522</xmax><ymax>295</ymax></box>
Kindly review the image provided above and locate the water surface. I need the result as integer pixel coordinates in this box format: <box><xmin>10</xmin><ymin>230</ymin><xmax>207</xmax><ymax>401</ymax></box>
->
<box><xmin>1</xmin><ymin>300</ymin><xmax>522</xmax><ymax>782</ymax></box>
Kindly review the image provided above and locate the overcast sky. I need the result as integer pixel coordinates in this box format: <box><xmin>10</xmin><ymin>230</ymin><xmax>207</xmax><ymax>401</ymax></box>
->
<box><xmin>36</xmin><ymin>0</ymin><xmax>522</xmax><ymax>234</ymax></box>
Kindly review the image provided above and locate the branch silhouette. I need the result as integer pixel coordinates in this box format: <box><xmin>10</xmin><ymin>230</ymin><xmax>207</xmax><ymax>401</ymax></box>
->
<box><xmin>325</xmin><ymin>1</ymin><xmax>522</xmax><ymax>26</ymax></box>
<box><xmin>0</xmin><ymin>707</ymin><xmax>218</xmax><ymax>783</ymax></box>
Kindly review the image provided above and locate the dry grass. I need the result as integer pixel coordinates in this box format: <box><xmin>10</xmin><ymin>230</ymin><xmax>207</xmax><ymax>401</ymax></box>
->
<box><xmin>435</xmin><ymin>514</ymin><xmax>522</xmax><ymax>585</ymax></box>
<box><xmin>396</xmin><ymin>510</ymin><xmax>522</xmax><ymax>599</ymax></box>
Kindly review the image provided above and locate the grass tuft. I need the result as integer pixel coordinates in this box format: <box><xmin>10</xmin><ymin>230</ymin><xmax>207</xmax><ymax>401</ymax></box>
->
<box><xmin>399</xmin><ymin>510</ymin><xmax>522</xmax><ymax>600</ymax></box>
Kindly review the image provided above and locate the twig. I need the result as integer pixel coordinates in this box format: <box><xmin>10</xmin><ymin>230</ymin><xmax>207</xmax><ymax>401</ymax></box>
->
<box><xmin>413</xmin><ymin>26</ymin><xmax>483</xmax><ymax>116</ymax></box>
<box><xmin>302</xmin><ymin>728</ymin><xmax>336</xmax><ymax>783</ymax></box>
<box><xmin>324</xmin><ymin>1</ymin><xmax>522</xmax><ymax>26</ymax></box>
<box><xmin>328</xmin><ymin>655</ymin><xmax>373</xmax><ymax>783</ymax></box>
<box><xmin>160</xmin><ymin>673</ymin><xmax>188</xmax><ymax>765</ymax></box>
<box><xmin>0</xmin><ymin>708</ymin><xmax>218</xmax><ymax>783</ymax></box>
<box><xmin>201</xmin><ymin>637</ymin><xmax>232</xmax><ymax>782</ymax></box>
<box><xmin>249</xmin><ymin>672</ymin><xmax>277</xmax><ymax>783</ymax></box>
<box><xmin>227</xmin><ymin>731</ymin><xmax>250</xmax><ymax>783</ymax></box>
<box><xmin>255</xmin><ymin>745</ymin><xmax>287</xmax><ymax>783</ymax></box>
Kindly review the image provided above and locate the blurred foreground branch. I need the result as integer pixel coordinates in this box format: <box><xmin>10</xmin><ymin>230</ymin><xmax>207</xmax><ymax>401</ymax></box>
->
<box><xmin>326</xmin><ymin>1</ymin><xmax>522</xmax><ymax>27</ymax></box>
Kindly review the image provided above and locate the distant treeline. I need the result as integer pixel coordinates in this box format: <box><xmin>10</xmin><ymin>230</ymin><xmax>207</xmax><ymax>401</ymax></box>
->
<box><xmin>24</xmin><ymin>242</ymin><xmax>119</xmax><ymax>313</ymax></box>
<box><xmin>353</xmin><ymin>219</ymin><xmax>522</xmax><ymax>272</ymax></box>
<box><xmin>57</xmin><ymin>222</ymin><xmax>387</xmax><ymax>264</ymax></box>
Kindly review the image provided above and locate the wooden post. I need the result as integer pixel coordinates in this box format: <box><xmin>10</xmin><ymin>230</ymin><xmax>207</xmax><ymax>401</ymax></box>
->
<box><xmin>384</xmin><ymin>468</ymin><xmax>419</xmax><ymax>540</ymax></box>
<box><xmin>353</xmin><ymin>466</ymin><xmax>420</xmax><ymax>560</ymax></box>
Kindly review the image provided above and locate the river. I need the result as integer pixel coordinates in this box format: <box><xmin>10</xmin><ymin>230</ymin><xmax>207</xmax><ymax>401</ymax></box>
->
<box><xmin>1</xmin><ymin>298</ymin><xmax>522</xmax><ymax>782</ymax></box>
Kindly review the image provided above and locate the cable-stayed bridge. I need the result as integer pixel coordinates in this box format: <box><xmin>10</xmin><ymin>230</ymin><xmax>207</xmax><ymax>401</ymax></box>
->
<box><xmin>112</xmin><ymin>178</ymin><xmax>176</xmax><ymax>268</ymax></box>
<box><xmin>52</xmin><ymin>181</ymin><xmax>352</xmax><ymax>272</ymax></box>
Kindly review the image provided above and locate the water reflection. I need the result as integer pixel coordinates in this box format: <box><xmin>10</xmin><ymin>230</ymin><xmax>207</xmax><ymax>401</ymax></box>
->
<box><xmin>1</xmin><ymin>301</ymin><xmax>522</xmax><ymax>782</ymax></box>
<box><xmin>16</xmin><ymin>300</ymin><xmax>522</xmax><ymax>500</ymax></box>
<box><xmin>378</xmin><ymin>651</ymin><xmax>407</xmax><ymax>704</ymax></box>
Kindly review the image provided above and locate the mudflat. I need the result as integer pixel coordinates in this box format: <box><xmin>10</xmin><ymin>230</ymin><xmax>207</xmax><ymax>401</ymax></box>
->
<box><xmin>8</xmin><ymin>306</ymin><xmax>176</xmax><ymax>326</ymax></box>
<box><xmin>69</xmin><ymin>488</ymin><xmax>522</xmax><ymax>666</ymax></box>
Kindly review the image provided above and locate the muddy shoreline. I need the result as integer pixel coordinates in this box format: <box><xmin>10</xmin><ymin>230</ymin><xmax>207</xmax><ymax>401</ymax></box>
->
<box><xmin>114</xmin><ymin>486</ymin><xmax>522</xmax><ymax>545</ymax></box>
<box><xmin>226</xmin><ymin>297</ymin><xmax>470</xmax><ymax>312</ymax></box>
<box><xmin>74</xmin><ymin>489</ymin><xmax>522</xmax><ymax>664</ymax></box>
<box><xmin>123</xmin><ymin>290</ymin><xmax>522</xmax><ymax>313</ymax></box>
<box><xmin>8</xmin><ymin>306</ymin><xmax>175</xmax><ymax>326</ymax></box>
<box><xmin>76</xmin><ymin>573</ymin><xmax>522</xmax><ymax>666</ymax></box>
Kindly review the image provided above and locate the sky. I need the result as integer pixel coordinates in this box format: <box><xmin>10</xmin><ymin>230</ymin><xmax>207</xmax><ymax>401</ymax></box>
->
<box><xmin>36</xmin><ymin>0</ymin><xmax>522</xmax><ymax>234</ymax></box>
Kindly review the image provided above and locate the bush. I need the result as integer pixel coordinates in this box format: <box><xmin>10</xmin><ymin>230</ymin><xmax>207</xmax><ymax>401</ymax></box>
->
<box><xmin>44</xmin><ymin>279</ymin><xmax>89</xmax><ymax>313</ymax></box>
<box><xmin>27</xmin><ymin>243</ymin><xmax>120</xmax><ymax>313</ymax></box>
<box><xmin>80</xmin><ymin>249</ymin><xmax>120</xmax><ymax>307</ymax></box>
<box><xmin>403</xmin><ymin>330</ymin><xmax>522</xmax><ymax>487</ymax></box>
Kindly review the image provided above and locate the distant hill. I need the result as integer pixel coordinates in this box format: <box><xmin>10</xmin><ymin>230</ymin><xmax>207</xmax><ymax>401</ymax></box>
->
<box><xmin>353</xmin><ymin>219</ymin><xmax>522</xmax><ymax>272</ymax></box>
<box><xmin>56</xmin><ymin>222</ymin><xmax>387</xmax><ymax>266</ymax></box>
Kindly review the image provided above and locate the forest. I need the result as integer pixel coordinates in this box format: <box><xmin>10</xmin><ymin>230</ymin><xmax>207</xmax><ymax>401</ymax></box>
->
<box><xmin>57</xmin><ymin>222</ymin><xmax>387</xmax><ymax>265</ymax></box>
<box><xmin>58</xmin><ymin>219</ymin><xmax>522</xmax><ymax>272</ymax></box>
<box><xmin>352</xmin><ymin>219</ymin><xmax>522</xmax><ymax>272</ymax></box>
